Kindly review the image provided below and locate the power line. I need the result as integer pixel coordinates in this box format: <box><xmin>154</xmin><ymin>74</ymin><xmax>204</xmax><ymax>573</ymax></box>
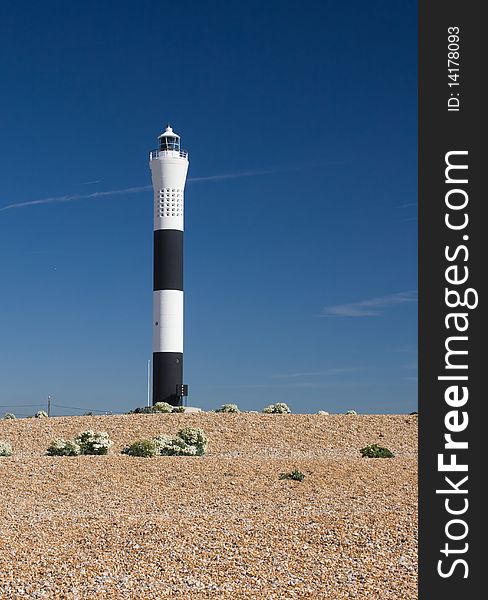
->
<box><xmin>52</xmin><ymin>403</ymin><xmax>113</xmax><ymax>414</ymax></box>
<box><xmin>1</xmin><ymin>413</ymin><xmax>30</xmax><ymax>417</ymax></box>
<box><xmin>0</xmin><ymin>404</ymin><xmax>45</xmax><ymax>408</ymax></box>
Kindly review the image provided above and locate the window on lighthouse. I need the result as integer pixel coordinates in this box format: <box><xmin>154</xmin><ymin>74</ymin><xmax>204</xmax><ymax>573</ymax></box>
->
<box><xmin>158</xmin><ymin>136</ymin><xmax>180</xmax><ymax>151</ymax></box>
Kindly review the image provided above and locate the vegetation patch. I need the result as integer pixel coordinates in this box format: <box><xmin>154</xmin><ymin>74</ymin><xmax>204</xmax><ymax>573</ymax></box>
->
<box><xmin>279</xmin><ymin>469</ymin><xmax>305</xmax><ymax>482</ymax></box>
<box><xmin>0</xmin><ymin>441</ymin><xmax>13</xmax><ymax>457</ymax></box>
<box><xmin>177</xmin><ymin>427</ymin><xmax>208</xmax><ymax>455</ymax></box>
<box><xmin>123</xmin><ymin>427</ymin><xmax>209</xmax><ymax>457</ymax></box>
<box><xmin>154</xmin><ymin>434</ymin><xmax>199</xmax><ymax>456</ymax></box>
<box><xmin>34</xmin><ymin>410</ymin><xmax>49</xmax><ymax>418</ymax></box>
<box><xmin>122</xmin><ymin>439</ymin><xmax>159</xmax><ymax>458</ymax></box>
<box><xmin>360</xmin><ymin>444</ymin><xmax>395</xmax><ymax>458</ymax></box>
<box><xmin>216</xmin><ymin>403</ymin><xmax>240</xmax><ymax>413</ymax></box>
<box><xmin>46</xmin><ymin>431</ymin><xmax>112</xmax><ymax>456</ymax></box>
<box><xmin>75</xmin><ymin>431</ymin><xmax>113</xmax><ymax>455</ymax></box>
<box><xmin>152</xmin><ymin>402</ymin><xmax>174</xmax><ymax>413</ymax></box>
<box><xmin>128</xmin><ymin>406</ymin><xmax>154</xmax><ymax>414</ymax></box>
<box><xmin>263</xmin><ymin>403</ymin><xmax>291</xmax><ymax>414</ymax></box>
<box><xmin>47</xmin><ymin>439</ymin><xmax>81</xmax><ymax>457</ymax></box>
<box><xmin>128</xmin><ymin>404</ymin><xmax>184</xmax><ymax>414</ymax></box>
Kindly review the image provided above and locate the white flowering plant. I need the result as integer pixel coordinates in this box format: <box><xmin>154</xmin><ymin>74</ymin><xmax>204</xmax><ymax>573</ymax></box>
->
<box><xmin>345</xmin><ymin>410</ymin><xmax>358</xmax><ymax>415</ymax></box>
<box><xmin>34</xmin><ymin>410</ymin><xmax>49</xmax><ymax>418</ymax></box>
<box><xmin>262</xmin><ymin>403</ymin><xmax>291</xmax><ymax>414</ymax></box>
<box><xmin>177</xmin><ymin>427</ymin><xmax>208</xmax><ymax>455</ymax></box>
<box><xmin>153</xmin><ymin>402</ymin><xmax>174</xmax><ymax>413</ymax></box>
<box><xmin>47</xmin><ymin>439</ymin><xmax>81</xmax><ymax>457</ymax></box>
<box><xmin>216</xmin><ymin>403</ymin><xmax>240</xmax><ymax>413</ymax></box>
<box><xmin>74</xmin><ymin>430</ymin><xmax>113</xmax><ymax>455</ymax></box>
<box><xmin>0</xmin><ymin>441</ymin><xmax>13</xmax><ymax>457</ymax></box>
<box><xmin>153</xmin><ymin>434</ymin><xmax>198</xmax><ymax>456</ymax></box>
<box><xmin>2</xmin><ymin>413</ymin><xmax>16</xmax><ymax>420</ymax></box>
<box><xmin>138</xmin><ymin>427</ymin><xmax>209</xmax><ymax>457</ymax></box>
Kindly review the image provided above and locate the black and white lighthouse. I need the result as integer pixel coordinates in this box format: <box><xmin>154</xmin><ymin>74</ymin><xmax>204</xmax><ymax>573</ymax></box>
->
<box><xmin>149</xmin><ymin>126</ymin><xmax>189</xmax><ymax>405</ymax></box>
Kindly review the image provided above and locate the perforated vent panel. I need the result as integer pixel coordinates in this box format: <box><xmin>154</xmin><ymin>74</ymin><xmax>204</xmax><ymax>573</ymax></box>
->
<box><xmin>157</xmin><ymin>188</ymin><xmax>183</xmax><ymax>218</ymax></box>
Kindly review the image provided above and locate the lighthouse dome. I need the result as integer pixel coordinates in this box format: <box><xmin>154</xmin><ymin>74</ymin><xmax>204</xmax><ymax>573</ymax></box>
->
<box><xmin>158</xmin><ymin>125</ymin><xmax>180</xmax><ymax>151</ymax></box>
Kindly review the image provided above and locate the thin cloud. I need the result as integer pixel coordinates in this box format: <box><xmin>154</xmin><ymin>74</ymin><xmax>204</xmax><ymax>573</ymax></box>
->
<box><xmin>0</xmin><ymin>186</ymin><xmax>152</xmax><ymax>212</ymax></box>
<box><xmin>321</xmin><ymin>291</ymin><xmax>417</xmax><ymax>318</ymax></box>
<box><xmin>271</xmin><ymin>367</ymin><xmax>365</xmax><ymax>379</ymax></box>
<box><xmin>188</xmin><ymin>166</ymin><xmax>299</xmax><ymax>182</ymax></box>
<box><xmin>0</xmin><ymin>165</ymin><xmax>303</xmax><ymax>213</ymax></box>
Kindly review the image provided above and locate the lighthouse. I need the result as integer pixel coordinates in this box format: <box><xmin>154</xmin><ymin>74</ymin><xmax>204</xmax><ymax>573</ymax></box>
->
<box><xmin>149</xmin><ymin>126</ymin><xmax>189</xmax><ymax>406</ymax></box>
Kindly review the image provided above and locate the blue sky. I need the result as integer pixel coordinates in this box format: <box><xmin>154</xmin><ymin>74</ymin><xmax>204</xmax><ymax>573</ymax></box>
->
<box><xmin>0</xmin><ymin>0</ymin><xmax>417</xmax><ymax>415</ymax></box>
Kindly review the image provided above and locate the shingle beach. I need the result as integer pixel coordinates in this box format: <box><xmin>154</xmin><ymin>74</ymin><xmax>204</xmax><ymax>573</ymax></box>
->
<box><xmin>0</xmin><ymin>413</ymin><xmax>417</xmax><ymax>599</ymax></box>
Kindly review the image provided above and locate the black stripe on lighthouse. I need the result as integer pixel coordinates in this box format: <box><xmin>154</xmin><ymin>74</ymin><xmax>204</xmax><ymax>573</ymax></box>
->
<box><xmin>152</xmin><ymin>352</ymin><xmax>182</xmax><ymax>406</ymax></box>
<box><xmin>153</xmin><ymin>229</ymin><xmax>183</xmax><ymax>291</ymax></box>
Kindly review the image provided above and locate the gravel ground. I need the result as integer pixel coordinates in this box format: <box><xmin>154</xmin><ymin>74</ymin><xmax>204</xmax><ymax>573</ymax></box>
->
<box><xmin>0</xmin><ymin>414</ymin><xmax>417</xmax><ymax>599</ymax></box>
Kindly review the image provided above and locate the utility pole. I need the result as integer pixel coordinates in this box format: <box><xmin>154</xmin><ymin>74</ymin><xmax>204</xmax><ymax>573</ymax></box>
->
<box><xmin>47</xmin><ymin>395</ymin><xmax>51</xmax><ymax>417</ymax></box>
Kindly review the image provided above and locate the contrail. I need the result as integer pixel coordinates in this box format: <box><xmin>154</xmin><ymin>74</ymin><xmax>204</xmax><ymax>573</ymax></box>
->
<box><xmin>188</xmin><ymin>166</ymin><xmax>296</xmax><ymax>182</ymax></box>
<box><xmin>0</xmin><ymin>167</ymin><xmax>293</xmax><ymax>212</ymax></box>
<box><xmin>0</xmin><ymin>186</ymin><xmax>152</xmax><ymax>212</ymax></box>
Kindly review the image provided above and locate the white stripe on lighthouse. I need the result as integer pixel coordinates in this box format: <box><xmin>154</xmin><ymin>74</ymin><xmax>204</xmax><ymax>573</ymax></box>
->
<box><xmin>153</xmin><ymin>289</ymin><xmax>184</xmax><ymax>353</ymax></box>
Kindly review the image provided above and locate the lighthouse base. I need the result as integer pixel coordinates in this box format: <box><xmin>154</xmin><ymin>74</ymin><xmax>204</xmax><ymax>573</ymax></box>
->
<box><xmin>152</xmin><ymin>352</ymin><xmax>183</xmax><ymax>406</ymax></box>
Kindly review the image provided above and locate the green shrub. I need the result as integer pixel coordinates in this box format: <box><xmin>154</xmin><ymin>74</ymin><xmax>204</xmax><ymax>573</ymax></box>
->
<box><xmin>279</xmin><ymin>469</ymin><xmax>305</xmax><ymax>482</ymax></box>
<box><xmin>153</xmin><ymin>402</ymin><xmax>174</xmax><ymax>413</ymax></box>
<box><xmin>2</xmin><ymin>413</ymin><xmax>16</xmax><ymax>420</ymax></box>
<box><xmin>47</xmin><ymin>439</ymin><xmax>81</xmax><ymax>456</ymax></box>
<box><xmin>151</xmin><ymin>427</ymin><xmax>208</xmax><ymax>457</ymax></box>
<box><xmin>216</xmin><ymin>403</ymin><xmax>240</xmax><ymax>413</ymax></box>
<box><xmin>122</xmin><ymin>439</ymin><xmax>159</xmax><ymax>457</ymax></box>
<box><xmin>128</xmin><ymin>404</ymin><xmax>184</xmax><ymax>414</ymax></box>
<box><xmin>263</xmin><ymin>402</ymin><xmax>291</xmax><ymax>414</ymax></box>
<box><xmin>74</xmin><ymin>430</ymin><xmax>112</xmax><ymax>455</ymax></box>
<box><xmin>153</xmin><ymin>434</ymin><xmax>198</xmax><ymax>456</ymax></box>
<box><xmin>345</xmin><ymin>410</ymin><xmax>357</xmax><ymax>415</ymax></box>
<box><xmin>121</xmin><ymin>428</ymin><xmax>209</xmax><ymax>458</ymax></box>
<box><xmin>360</xmin><ymin>444</ymin><xmax>395</xmax><ymax>459</ymax></box>
<box><xmin>0</xmin><ymin>441</ymin><xmax>13</xmax><ymax>457</ymax></box>
<box><xmin>34</xmin><ymin>410</ymin><xmax>49</xmax><ymax>418</ymax></box>
<box><xmin>177</xmin><ymin>427</ymin><xmax>208</xmax><ymax>455</ymax></box>
<box><xmin>128</xmin><ymin>406</ymin><xmax>155</xmax><ymax>414</ymax></box>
